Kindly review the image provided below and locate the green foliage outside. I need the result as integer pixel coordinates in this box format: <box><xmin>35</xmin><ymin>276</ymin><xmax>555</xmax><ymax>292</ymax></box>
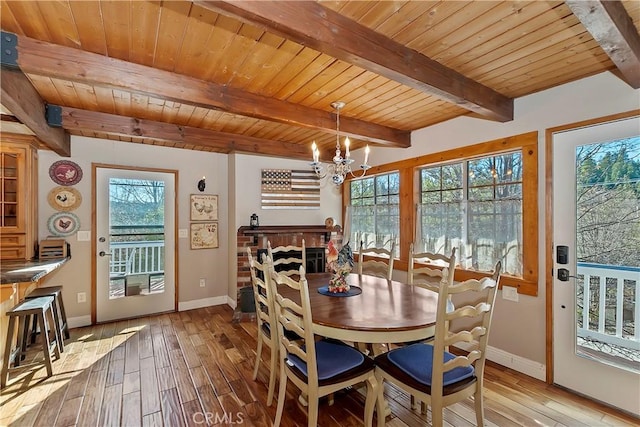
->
<box><xmin>576</xmin><ymin>137</ymin><xmax>640</xmax><ymax>267</ymax></box>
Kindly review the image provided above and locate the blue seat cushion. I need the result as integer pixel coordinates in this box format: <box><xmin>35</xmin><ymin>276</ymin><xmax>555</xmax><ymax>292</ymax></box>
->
<box><xmin>387</xmin><ymin>343</ymin><xmax>474</xmax><ymax>386</ymax></box>
<box><xmin>286</xmin><ymin>340</ymin><xmax>365</xmax><ymax>380</ymax></box>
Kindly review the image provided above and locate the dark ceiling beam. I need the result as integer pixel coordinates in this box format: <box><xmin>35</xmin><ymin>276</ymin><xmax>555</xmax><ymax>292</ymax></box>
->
<box><xmin>13</xmin><ymin>34</ymin><xmax>410</xmax><ymax>148</ymax></box>
<box><xmin>0</xmin><ymin>114</ymin><xmax>21</xmax><ymax>123</ymax></box>
<box><xmin>196</xmin><ymin>0</ymin><xmax>514</xmax><ymax>122</ymax></box>
<box><xmin>60</xmin><ymin>107</ymin><xmax>312</xmax><ymax>160</ymax></box>
<box><xmin>566</xmin><ymin>0</ymin><xmax>640</xmax><ymax>88</ymax></box>
<box><xmin>0</xmin><ymin>68</ymin><xmax>70</xmax><ymax>156</ymax></box>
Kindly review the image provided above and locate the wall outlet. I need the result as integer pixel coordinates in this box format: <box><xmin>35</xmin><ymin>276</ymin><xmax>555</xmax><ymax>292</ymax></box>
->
<box><xmin>179</xmin><ymin>228</ymin><xmax>188</xmax><ymax>238</ymax></box>
<box><xmin>502</xmin><ymin>286</ymin><xmax>519</xmax><ymax>302</ymax></box>
<box><xmin>77</xmin><ymin>230</ymin><xmax>91</xmax><ymax>241</ymax></box>
<box><xmin>199</xmin><ymin>278</ymin><xmax>206</xmax><ymax>287</ymax></box>
<box><xmin>77</xmin><ymin>292</ymin><xmax>87</xmax><ymax>303</ymax></box>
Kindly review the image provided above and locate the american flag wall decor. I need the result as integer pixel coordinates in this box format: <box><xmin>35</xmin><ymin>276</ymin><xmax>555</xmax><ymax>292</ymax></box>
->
<box><xmin>261</xmin><ymin>169</ymin><xmax>320</xmax><ymax>209</ymax></box>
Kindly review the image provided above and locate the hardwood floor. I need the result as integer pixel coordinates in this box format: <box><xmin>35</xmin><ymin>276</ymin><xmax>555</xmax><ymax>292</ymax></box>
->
<box><xmin>0</xmin><ymin>305</ymin><xmax>636</xmax><ymax>426</ymax></box>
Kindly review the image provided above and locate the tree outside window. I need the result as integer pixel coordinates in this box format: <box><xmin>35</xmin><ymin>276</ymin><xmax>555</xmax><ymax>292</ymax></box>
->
<box><xmin>418</xmin><ymin>151</ymin><xmax>523</xmax><ymax>277</ymax></box>
<box><xmin>349</xmin><ymin>172</ymin><xmax>399</xmax><ymax>256</ymax></box>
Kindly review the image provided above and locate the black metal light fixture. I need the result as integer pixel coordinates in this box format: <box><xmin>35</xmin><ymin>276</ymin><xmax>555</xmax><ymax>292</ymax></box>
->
<box><xmin>197</xmin><ymin>176</ymin><xmax>206</xmax><ymax>192</ymax></box>
<box><xmin>250</xmin><ymin>213</ymin><xmax>259</xmax><ymax>229</ymax></box>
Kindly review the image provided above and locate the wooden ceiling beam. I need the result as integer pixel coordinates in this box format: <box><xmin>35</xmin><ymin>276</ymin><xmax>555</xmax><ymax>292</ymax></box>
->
<box><xmin>60</xmin><ymin>107</ymin><xmax>312</xmax><ymax>160</ymax></box>
<box><xmin>196</xmin><ymin>0</ymin><xmax>514</xmax><ymax>122</ymax></box>
<box><xmin>566</xmin><ymin>0</ymin><xmax>640</xmax><ymax>88</ymax></box>
<box><xmin>12</xmin><ymin>33</ymin><xmax>410</xmax><ymax>148</ymax></box>
<box><xmin>0</xmin><ymin>68</ymin><xmax>70</xmax><ymax>156</ymax></box>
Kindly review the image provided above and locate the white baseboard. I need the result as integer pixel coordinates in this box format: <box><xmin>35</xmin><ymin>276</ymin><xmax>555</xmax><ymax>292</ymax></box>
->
<box><xmin>227</xmin><ymin>295</ymin><xmax>237</xmax><ymax>309</ymax></box>
<box><xmin>67</xmin><ymin>315</ymin><xmax>92</xmax><ymax>329</ymax></box>
<box><xmin>486</xmin><ymin>345</ymin><xmax>546</xmax><ymax>380</ymax></box>
<box><xmin>178</xmin><ymin>296</ymin><xmax>229</xmax><ymax>311</ymax></box>
<box><xmin>456</xmin><ymin>343</ymin><xmax>546</xmax><ymax>381</ymax></box>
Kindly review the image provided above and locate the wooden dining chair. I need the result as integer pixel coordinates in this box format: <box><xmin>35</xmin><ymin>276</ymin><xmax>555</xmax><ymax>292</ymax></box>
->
<box><xmin>374</xmin><ymin>261</ymin><xmax>502</xmax><ymax>427</ymax></box>
<box><xmin>267</xmin><ymin>239</ymin><xmax>306</xmax><ymax>277</ymax></box>
<box><xmin>408</xmin><ymin>244</ymin><xmax>457</xmax><ymax>293</ymax></box>
<box><xmin>269</xmin><ymin>265</ymin><xmax>379</xmax><ymax>427</ymax></box>
<box><xmin>406</xmin><ymin>245</ymin><xmax>457</xmax><ymax>410</ymax></box>
<box><xmin>246</xmin><ymin>248</ymin><xmax>278</xmax><ymax>406</ymax></box>
<box><xmin>358</xmin><ymin>238</ymin><xmax>396</xmax><ymax>280</ymax></box>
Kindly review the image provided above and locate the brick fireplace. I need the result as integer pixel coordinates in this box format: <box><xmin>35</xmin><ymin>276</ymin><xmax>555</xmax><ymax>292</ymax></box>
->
<box><xmin>234</xmin><ymin>225</ymin><xmax>339</xmax><ymax>321</ymax></box>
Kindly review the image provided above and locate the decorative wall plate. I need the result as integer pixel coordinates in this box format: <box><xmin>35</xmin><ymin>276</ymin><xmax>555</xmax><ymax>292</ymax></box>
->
<box><xmin>49</xmin><ymin>160</ymin><xmax>83</xmax><ymax>185</ymax></box>
<box><xmin>47</xmin><ymin>186</ymin><xmax>82</xmax><ymax>211</ymax></box>
<box><xmin>47</xmin><ymin>212</ymin><xmax>80</xmax><ymax>237</ymax></box>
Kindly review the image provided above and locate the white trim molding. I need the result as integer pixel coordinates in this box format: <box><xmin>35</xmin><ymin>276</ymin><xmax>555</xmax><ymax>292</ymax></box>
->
<box><xmin>67</xmin><ymin>315</ymin><xmax>92</xmax><ymax>329</ymax></box>
<box><xmin>178</xmin><ymin>296</ymin><xmax>229</xmax><ymax>312</ymax></box>
<box><xmin>456</xmin><ymin>343</ymin><xmax>546</xmax><ymax>381</ymax></box>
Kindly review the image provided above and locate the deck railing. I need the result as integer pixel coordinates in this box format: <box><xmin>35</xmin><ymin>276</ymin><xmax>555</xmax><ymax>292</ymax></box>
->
<box><xmin>109</xmin><ymin>241</ymin><xmax>164</xmax><ymax>277</ymax></box>
<box><xmin>577</xmin><ymin>262</ymin><xmax>640</xmax><ymax>353</ymax></box>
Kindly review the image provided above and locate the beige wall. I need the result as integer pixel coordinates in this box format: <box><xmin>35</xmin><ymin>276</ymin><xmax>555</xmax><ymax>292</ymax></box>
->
<box><xmin>227</xmin><ymin>153</ymin><xmax>343</xmax><ymax>305</ymax></box>
<box><xmin>38</xmin><ymin>137</ymin><xmax>230</xmax><ymax>321</ymax></box>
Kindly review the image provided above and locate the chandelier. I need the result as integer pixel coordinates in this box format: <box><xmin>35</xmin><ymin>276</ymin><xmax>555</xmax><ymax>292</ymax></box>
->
<box><xmin>310</xmin><ymin>101</ymin><xmax>370</xmax><ymax>185</ymax></box>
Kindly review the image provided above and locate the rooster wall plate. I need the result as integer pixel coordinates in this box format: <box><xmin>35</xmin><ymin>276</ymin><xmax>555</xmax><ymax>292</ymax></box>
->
<box><xmin>49</xmin><ymin>160</ymin><xmax>83</xmax><ymax>185</ymax></box>
<box><xmin>48</xmin><ymin>212</ymin><xmax>80</xmax><ymax>237</ymax></box>
<box><xmin>48</xmin><ymin>186</ymin><xmax>82</xmax><ymax>211</ymax></box>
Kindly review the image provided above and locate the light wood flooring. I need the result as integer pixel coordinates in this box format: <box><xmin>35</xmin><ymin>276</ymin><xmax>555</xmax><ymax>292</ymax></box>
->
<box><xmin>0</xmin><ymin>305</ymin><xmax>637</xmax><ymax>426</ymax></box>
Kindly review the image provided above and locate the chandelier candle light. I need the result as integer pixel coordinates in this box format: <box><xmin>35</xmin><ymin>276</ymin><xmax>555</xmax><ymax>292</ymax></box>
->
<box><xmin>311</xmin><ymin>101</ymin><xmax>371</xmax><ymax>185</ymax></box>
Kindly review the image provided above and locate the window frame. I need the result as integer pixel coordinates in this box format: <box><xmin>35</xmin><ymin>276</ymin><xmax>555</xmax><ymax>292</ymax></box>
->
<box><xmin>344</xmin><ymin>131</ymin><xmax>539</xmax><ymax>296</ymax></box>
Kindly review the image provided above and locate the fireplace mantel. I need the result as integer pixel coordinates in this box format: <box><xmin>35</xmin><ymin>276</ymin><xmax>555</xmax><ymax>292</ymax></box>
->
<box><xmin>239</xmin><ymin>225</ymin><xmax>331</xmax><ymax>238</ymax></box>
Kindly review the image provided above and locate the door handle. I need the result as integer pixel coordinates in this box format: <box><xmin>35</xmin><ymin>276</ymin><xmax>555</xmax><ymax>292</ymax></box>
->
<box><xmin>557</xmin><ymin>268</ymin><xmax>577</xmax><ymax>281</ymax></box>
<box><xmin>99</xmin><ymin>251</ymin><xmax>112</xmax><ymax>257</ymax></box>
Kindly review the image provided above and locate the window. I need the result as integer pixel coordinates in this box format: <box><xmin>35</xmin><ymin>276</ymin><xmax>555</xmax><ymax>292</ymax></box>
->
<box><xmin>418</xmin><ymin>151</ymin><xmax>523</xmax><ymax>277</ymax></box>
<box><xmin>349</xmin><ymin>172</ymin><xmax>399</xmax><ymax>255</ymax></box>
<box><xmin>344</xmin><ymin>131</ymin><xmax>538</xmax><ymax>295</ymax></box>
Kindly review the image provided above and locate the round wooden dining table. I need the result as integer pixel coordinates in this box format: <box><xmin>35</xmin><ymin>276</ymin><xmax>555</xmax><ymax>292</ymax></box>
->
<box><xmin>282</xmin><ymin>272</ymin><xmax>440</xmax><ymax>344</ymax></box>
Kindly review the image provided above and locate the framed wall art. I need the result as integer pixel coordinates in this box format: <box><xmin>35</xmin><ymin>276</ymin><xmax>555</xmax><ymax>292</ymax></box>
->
<box><xmin>190</xmin><ymin>194</ymin><xmax>218</xmax><ymax>221</ymax></box>
<box><xmin>190</xmin><ymin>222</ymin><xmax>218</xmax><ymax>249</ymax></box>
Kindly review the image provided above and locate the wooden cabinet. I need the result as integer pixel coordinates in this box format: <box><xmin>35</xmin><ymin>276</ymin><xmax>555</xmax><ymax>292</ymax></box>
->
<box><xmin>0</xmin><ymin>133</ymin><xmax>38</xmax><ymax>260</ymax></box>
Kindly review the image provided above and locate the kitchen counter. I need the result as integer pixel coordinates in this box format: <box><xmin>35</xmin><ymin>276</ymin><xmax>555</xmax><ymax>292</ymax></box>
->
<box><xmin>1</xmin><ymin>257</ymin><xmax>70</xmax><ymax>284</ymax></box>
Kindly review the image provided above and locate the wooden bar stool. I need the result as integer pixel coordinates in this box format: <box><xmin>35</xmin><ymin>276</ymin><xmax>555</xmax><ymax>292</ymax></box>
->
<box><xmin>1</xmin><ymin>296</ymin><xmax>61</xmax><ymax>388</ymax></box>
<box><xmin>24</xmin><ymin>286</ymin><xmax>69</xmax><ymax>353</ymax></box>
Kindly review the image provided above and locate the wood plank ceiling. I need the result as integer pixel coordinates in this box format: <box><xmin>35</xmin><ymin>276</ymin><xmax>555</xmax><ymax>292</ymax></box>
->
<box><xmin>0</xmin><ymin>1</ymin><xmax>639</xmax><ymax>160</ymax></box>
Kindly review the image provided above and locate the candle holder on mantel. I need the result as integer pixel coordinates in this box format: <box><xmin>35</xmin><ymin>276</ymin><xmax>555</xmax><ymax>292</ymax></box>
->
<box><xmin>250</xmin><ymin>213</ymin><xmax>259</xmax><ymax>229</ymax></box>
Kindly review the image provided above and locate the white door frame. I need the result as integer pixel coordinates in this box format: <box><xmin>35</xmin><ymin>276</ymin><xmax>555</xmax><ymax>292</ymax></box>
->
<box><xmin>92</xmin><ymin>163</ymin><xmax>179</xmax><ymax>323</ymax></box>
<box><xmin>546</xmin><ymin>110</ymin><xmax>639</xmax><ymax>414</ymax></box>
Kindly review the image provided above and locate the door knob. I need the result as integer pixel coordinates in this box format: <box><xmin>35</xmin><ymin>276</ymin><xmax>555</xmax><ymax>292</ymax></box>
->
<box><xmin>99</xmin><ymin>251</ymin><xmax>112</xmax><ymax>257</ymax></box>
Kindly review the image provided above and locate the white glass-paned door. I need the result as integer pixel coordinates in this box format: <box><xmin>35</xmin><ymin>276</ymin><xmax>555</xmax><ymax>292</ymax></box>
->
<box><xmin>552</xmin><ymin>116</ymin><xmax>639</xmax><ymax>415</ymax></box>
<box><xmin>96</xmin><ymin>167</ymin><xmax>176</xmax><ymax>322</ymax></box>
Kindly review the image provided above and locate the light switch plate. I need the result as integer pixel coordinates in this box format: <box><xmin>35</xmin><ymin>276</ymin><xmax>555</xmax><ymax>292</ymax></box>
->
<box><xmin>502</xmin><ymin>286</ymin><xmax>519</xmax><ymax>302</ymax></box>
<box><xmin>77</xmin><ymin>230</ymin><xmax>91</xmax><ymax>241</ymax></box>
<box><xmin>178</xmin><ymin>228</ymin><xmax>188</xmax><ymax>238</ymax></box>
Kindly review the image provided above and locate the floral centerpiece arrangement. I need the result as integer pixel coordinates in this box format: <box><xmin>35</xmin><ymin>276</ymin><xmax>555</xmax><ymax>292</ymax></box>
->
<box><xmin>326</xmin><ymin>240</ymin><xmax>354</xmax><ymax>293</ymax></box>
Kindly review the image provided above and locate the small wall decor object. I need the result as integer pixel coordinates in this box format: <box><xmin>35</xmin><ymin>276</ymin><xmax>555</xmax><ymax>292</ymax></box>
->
<box><xmin>250</xmin><ymin>213</ymin><xmax>259</xmax><ymax>229</ymax></box>
<box><xmin>47</xmin><ymin>186</ymin><xmax>82</xmax><ymax>211</ymax></box>
<box><xmin>49</xmin><ymin>160</ymin><xmax>83</xmax><ymax>185</ymax></box>
<box><xmin>38</xmin><ymin>239</ymin><xmax>68</xmax><ymax>259</ymax></box>
<box><xmin>190</xmin><ymin>222</ymin><xmax>218</xmax><ymax>249</ymax></box>
<box><xmin>190</xmin><ymin>194</ymin><xmax>218</xmax><ymax>221</ymax></box>
<box><xmin>197</xmin><ymin>176</ymin><xmax>206</xmax><ymax>192</ymax></box>
<box><xmin>47</xmin><ymin>212</ymin><xmax>80</xmax><ymax>237</ymax></box>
